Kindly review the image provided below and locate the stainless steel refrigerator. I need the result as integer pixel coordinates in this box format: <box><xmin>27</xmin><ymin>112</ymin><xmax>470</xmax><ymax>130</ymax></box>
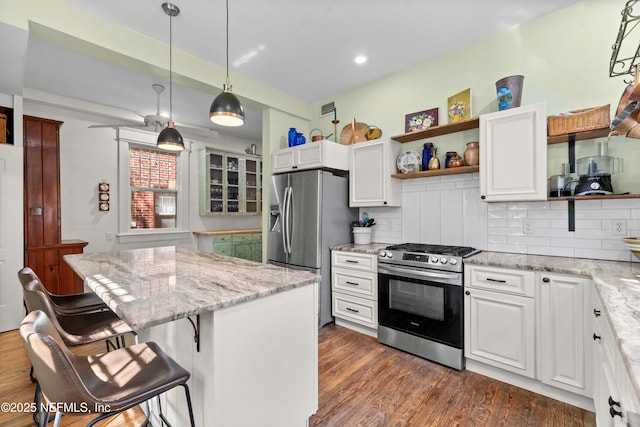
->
<box><xmin>268</xmin><ymin>169</ymin><xmax>356</xmax><ymax>327</ymax></box>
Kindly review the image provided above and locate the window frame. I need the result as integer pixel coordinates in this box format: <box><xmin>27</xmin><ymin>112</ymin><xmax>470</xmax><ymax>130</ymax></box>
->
<box><xmin>117</xmin><ymin>128</ymin><xmax>190</xmax><ymax>243</ymax></box>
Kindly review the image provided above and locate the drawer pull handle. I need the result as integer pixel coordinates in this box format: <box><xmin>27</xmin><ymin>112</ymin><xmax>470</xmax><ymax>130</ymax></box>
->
<box><xmin>345</xmin><ymin>281</ymin><xmax>359</xmax><ymax>286</ymax></box>
<box><xmin>346</xmin><ymin>307</ymin><xmax>359</xmax><ymax>313</ymax></box>
<box><xmin>593</xmin><ymin>333</ymin><xmax>601</xmax><ymax>341</ymax></box>
<box><xmin>486</xmin><ymin>278</ymin><xmax>506</xmax><ymax>283</ymax></box>
<box><xmin>594</xmin><ymin>308</ymin><xmax>601</xmax><ymax>317</ymax></box>
<box><xmin>345</xmin><ymin>260</ymin><xmax>359</xmax><ymax>264</ymax></box>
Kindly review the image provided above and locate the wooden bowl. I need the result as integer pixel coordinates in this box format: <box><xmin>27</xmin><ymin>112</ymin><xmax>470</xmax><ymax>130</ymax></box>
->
<box><xmin>623</xmin><ymin>237</ymin><xmax>640</xmax><ymax>260</ymax></box>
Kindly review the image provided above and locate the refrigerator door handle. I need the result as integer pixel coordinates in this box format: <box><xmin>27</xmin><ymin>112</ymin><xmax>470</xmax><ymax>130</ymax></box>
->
<box><xmin>283</xmin><ymin>186</ymin><xmax>291</xmax><ymax>254</ymax></box>
<box><xmin>286</xmin><ymin>185</ymin><xmax>293</xmax><ymax>254</ymax></box>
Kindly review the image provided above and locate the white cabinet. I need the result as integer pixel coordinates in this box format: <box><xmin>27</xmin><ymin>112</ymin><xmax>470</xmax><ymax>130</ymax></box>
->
<box><xmin>464</xmin><ymin>265</ymin><xmax>536</xmax><ymax>378</ymax></box>
<box><xmin>331</xmin><ymin>250</ymin><xmax>378</xmax><ymax>337</ymax></box>
<box><xmin>272</xmin><ymin>139</ymin><xmax>349</xmax><ymax>174</ymax></box>
<box><xmin>537</xmin><ymin>272</ymin><xmax>592</xmax><ymax>397</ymax></box>
<box><xmin>479</xmin><ymin>102</ymin><xmax>547</xmax><ymax>202</ymax></box>
<box><xmin>592</xmin><ymin>293</ymin><xmax>640</xmax><ymax>426</ymax></box>
<box><xmin>349</xmin><ymin>138</ymin><xmax>402</xmax><ymax>207</ymax></box>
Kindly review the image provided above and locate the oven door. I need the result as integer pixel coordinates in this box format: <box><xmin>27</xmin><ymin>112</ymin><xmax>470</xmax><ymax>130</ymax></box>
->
<box><xmin>378</xmin><ymin>264</ymin><xmax>463</xmax><ymax>349</ymax></box>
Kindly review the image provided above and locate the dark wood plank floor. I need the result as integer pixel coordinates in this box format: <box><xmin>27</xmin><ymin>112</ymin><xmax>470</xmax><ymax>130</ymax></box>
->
<box><xmin>1</xmin><ymin>323</ymin><xmax>596</xmax><ymax>426</ymax></box>
<box><xmin>310</xmin><ymin>324</ymin><xmax>596</xmax><ymax>427</ymax></box>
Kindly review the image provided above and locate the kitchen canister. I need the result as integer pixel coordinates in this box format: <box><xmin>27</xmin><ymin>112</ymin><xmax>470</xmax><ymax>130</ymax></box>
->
<box><xmin>496</xmin><ymin>75</ymin><xmax>524</xmax><ymax>111</ymax></box>
<box><xmin>353</xmin><ymin>227</ymin><xmax>372</xmax><ymax>245</ymax></box>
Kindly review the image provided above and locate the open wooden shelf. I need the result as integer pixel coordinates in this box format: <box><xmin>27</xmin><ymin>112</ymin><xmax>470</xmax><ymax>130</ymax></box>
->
<box><xmin>391</xmin><ymin>165</ymin><xmax>479</xmax><ymax>179</ymax></box>
<box><xmin>547</xmin><ymin>127</ymin><xmax>612</xmax><ymax>144</ymax></box>
<box><xmin>391</xmin><ymin>117</ymin><xmax>480</xmax><ymax>143</ymax></box>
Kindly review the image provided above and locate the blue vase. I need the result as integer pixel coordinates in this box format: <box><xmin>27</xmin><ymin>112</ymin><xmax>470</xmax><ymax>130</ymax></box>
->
<box><xmin>421</xmin><ymin>143</ymin><xmax>433</xmax><ymax>171</ymax></box>
<box><xmin>295</xmin><ymin>132</ymin><xmax>306</xmax><ymax>146</ymax></box>
<box><xmin>288</xmin><ymin>128</ymin><xmax>297</xmax><ymax>147</ymax></box>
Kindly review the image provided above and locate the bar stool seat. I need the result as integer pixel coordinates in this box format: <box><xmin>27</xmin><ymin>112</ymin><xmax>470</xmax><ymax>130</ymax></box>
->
<box><xmin>18</xmin><ymin>267</ymin><xmax>135</xmax><ymax>347</ymax></box>
<box><xmin>48</xmin><ymin>291</ymin><xmax>109</xmax><ymax>315</ymax></box>
<box><xmin>20</xmin><ymin>310</ymin><xmax>195</xmax><ymax>427</ymax></box>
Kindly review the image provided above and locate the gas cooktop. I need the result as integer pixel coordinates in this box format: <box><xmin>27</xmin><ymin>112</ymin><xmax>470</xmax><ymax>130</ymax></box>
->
<box><xmin>378</xmin><ymin>243</ymin><xmax>480</xmax><ymax>272</ymax></box>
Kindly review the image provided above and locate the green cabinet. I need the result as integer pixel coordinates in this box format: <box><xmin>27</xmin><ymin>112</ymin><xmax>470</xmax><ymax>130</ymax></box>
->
<box><xmin>195</xmin><ymin>232</ymin><xmax>262</xmax><ymax>262</ymax></box>
<box><xmin>199</xmin><ymin>148</ymin><xmax>262</xmax><ymax>216</ymax></box>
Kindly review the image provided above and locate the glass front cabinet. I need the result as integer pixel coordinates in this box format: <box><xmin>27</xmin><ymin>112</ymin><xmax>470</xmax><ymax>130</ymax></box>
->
<box><xmin>199</xmin><ymin>148</ymin><xmax>262</xmax><ymax>215</ymax></box>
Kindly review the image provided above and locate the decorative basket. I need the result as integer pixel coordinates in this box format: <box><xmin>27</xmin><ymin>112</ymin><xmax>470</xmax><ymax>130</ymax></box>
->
<box><xmin>0</xmin><ymin>113</ymin><xmax>6</xmax><ymax>144</ymax></box>
<box><xmin>547</xmin><ymin>104</ymin><xmax>610</xmax><ymax>136</ymax></box>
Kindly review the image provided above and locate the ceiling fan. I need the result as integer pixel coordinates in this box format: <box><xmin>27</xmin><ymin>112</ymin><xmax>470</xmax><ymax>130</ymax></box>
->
<box><xmin>89</xmin><ymin>84</ymin><xmax>170</xmax><ymax>131</ymax></box>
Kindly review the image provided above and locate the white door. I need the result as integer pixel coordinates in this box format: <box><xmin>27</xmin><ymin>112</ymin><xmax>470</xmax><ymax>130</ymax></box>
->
<box><xmin>0</xmin><ymin>118</ymin><xmax>24</xmax><ymax>332</ymax></box>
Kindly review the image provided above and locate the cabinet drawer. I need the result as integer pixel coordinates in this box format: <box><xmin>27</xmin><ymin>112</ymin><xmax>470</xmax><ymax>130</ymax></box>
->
<box><xmin>232</xmin><ymin>233</ymin><xmax>252</xmax><ymax>243</ymax></box>
<box><xmin>213</xmin><ymin>242</ymin><xmax>233</xmax><ymax>255</ymax></box>
<box><xmin>465</xmin><ymin>265</ymin><xmax>534</xmax><ymax>297</ymax></box>
<box><xmin>331</xmin><ymin>251</ymin><xmax>377</xmax><ymax>272</ymax></box>
<box><xmin>213</xmin><ymin>234</ymin><xmax>233</xmax><ymax>244</ymax></box>
<box><xmin>332</xmin><ymin>293</ymin><xmax>377</xmax><ymax>329</ymax></box>
<box><xmin>332</xmin><ymin>267</ymin><xmax>377</xmax><ymax>299</ymax></box>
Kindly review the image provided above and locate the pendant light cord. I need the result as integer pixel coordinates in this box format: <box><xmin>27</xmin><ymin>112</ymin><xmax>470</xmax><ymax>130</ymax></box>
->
<box><xmin>225</xmin><ymin>0</ymin><xmax>230</xmax><ymax>89</ymax></box>
<box><xmin>169</xmin><ymin>11</ymin><xmax>174</xmax><ymax>121</ymax></box>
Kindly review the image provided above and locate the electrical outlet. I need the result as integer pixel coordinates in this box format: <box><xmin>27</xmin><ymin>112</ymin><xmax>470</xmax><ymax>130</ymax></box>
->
<box><xmin>613</xmin><ymin>220</ymin><xmax>627</xmax><ymax>236</ymax></box>
<box><xmin>106</xmin><ymin>232</ymin><xmax>114</xmax><ymax>241</ymax></box>
<box><xmin>524</xmin><ymin>219</ymin><xmax>534</xmax><ymax>234</ymax></box>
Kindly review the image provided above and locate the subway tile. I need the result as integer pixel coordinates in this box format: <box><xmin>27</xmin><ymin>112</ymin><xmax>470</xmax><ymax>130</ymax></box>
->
<box><xmin>536</xmin><ymin>228</ymin><xmax>579</xmax><ymax>239</ymax></box>
<box><xmin>488</xmin><ymin>235</ymin><xmax>508</xmax><ymax>244</ymax></box>
<box><xmin>488</xmin><ymin>218</ymin><xmax>508</xmax><ymax>227</ymax></box>
<box><xmin>573</xmin><ymin>229</ymin><xmax>617</xmax><ymax>239</ymax></box>
<box><xmin>574</xmin><ymin>199</ymin><xmax>603</xmax><ymax>210</ymax></box>
<box><xmin>528</xmin><ymin>245</ymin><xmax>575</xmax><ymax>257</ymax></box>
<box><xmin>507</xmin><ymin>218</ymin><xmax>524</xmax><ymax>228</ymax></box>
<box><xmin>507</xmin><ymin>235</ymin><xmax>551</xmax><ymax>246</ymax></box>
<box><xmin>508</xmin><ymin>201</ymin><xmax>550</xmax><ymax>210</ymax></box>
<box><xmin>602</xmin><ymin>198</ymin><xmax>640</xmax><ymax>209</ymax></box>
<box><xmin>487</xmin><ymin>243</ymin><xmax>527</xmax><ymax>254</ymax></box>
<box><xmin>602</xmin><ymin>239</ymin><xmax>628</xmax><ymax>250</ymax></box>
<box><xmin>574</xmin><ymin>248</ymin><xmax>631</xmax><ymax>262</ymax></box>
<box><xmin>525</xmin><ymin>209</ymin><xmax>568</xmax><ymax>219</ymax></box>
<box><xmin>550</xmin><ymin>237</ymin><xmax>601</xmax><ymax>249</ymax></box>
<box><xmin>575</xmin><ymin>209</ymin><xmax>630</xmax><ymax>220</ymax></box>
<box><xmin>487</xmin><ymin>227</ymin><xmax>525</xmax><ymax>236</ymax></box>
<box><xmin>487</xmin><ymin>203</ymin><xmax>508</xmax><ymax>211</ymax></box>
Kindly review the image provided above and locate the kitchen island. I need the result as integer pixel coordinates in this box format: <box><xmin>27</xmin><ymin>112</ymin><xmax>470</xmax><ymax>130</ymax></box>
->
<box><xmin>65</xmin><ymin>246</ymin><xmax>320</xmax><ymax>427</ymax></box>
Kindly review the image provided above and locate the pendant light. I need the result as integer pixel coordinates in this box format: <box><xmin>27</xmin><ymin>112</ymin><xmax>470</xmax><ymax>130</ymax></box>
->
<box><xmin>209</xmin><ymin>0</ymin><xmax>245</xmax><ymax>127</ymax></box>
<box><xmin>157</xmin><ymin>2</ymin><xmax>185</xmax><ymax>151</ymax></box>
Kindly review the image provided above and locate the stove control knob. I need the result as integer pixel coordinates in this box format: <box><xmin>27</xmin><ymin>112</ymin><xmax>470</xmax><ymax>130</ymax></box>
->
<box><xmin>430</xmin><ymin>256</ymin><xmax>439</xmax><ymax>263</ymax></box>
<box><xmin>379</xmin><ymin>251</ymin><xmax>387</xmax><ymax>258</ymax></box>
<box><xmin>590</xmin><ymin>181</ymin><xmax>601</xmax><ymax>190</ymax></box>
<box><xmin>450</xmin><ymin>258</ymin><xmax>458</xmax><ymax>266</ymax></box>
<box><xmin>387</xmin><ymin>252</ymin><xmax>394</xmax><ymax>259</ymax></box>
<box><xmin>440</xmin><ymin>257</ymin><xmax>448</xmax><ymax>264</ymax></box>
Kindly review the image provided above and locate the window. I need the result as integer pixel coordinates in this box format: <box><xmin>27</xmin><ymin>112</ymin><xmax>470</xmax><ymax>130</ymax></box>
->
<box><xmin>129</xmin><ymin>146</ymin><xmax>177</xmax><ymax>229</ymax></box>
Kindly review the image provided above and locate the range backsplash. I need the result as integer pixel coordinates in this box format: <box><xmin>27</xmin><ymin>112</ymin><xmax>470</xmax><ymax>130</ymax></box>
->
<box><xmin>360</xmin><ymin>173</ymin><xmax>640</xmax><ymax>262</ymax></box>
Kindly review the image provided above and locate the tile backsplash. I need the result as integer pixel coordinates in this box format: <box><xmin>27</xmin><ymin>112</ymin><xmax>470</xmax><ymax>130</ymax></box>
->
<box><xmin>361</xmin><ymin>173</ymin><xmax>640</xmax><ymax>262</ymax></box>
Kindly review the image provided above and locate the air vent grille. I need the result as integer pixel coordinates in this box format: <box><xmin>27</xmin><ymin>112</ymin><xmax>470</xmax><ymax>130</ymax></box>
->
<box><xmin>321</xmin><ymin>102</ymin><xmax>335</xmax><ymax>116</ymax></box>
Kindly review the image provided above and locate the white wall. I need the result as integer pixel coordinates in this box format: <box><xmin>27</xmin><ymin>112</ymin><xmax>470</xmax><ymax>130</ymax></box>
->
<box><xmin>24</xmin><ymin>100</ymin><xmax>261</xmax><ymax>253</ymax></box>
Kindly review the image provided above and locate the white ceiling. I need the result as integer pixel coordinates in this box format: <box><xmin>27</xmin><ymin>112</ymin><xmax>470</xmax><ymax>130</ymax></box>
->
<box><xmin>21</xmin><ymin>0</ymin><xmax>583</xmax><ymax>140</ymax></box>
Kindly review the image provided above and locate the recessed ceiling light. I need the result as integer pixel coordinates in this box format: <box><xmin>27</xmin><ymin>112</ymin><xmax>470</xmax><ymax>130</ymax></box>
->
<box><xmin>354</xmin><ymin>55</ymin><xmax>367</xmax><ymax>65</ymax></box>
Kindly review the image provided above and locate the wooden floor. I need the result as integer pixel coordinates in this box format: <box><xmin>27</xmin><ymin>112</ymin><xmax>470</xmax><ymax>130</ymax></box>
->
<box><xmin>309</xmin><ymin>324</ymin><xmax>596</xmax><ymax>427</ymax></box>
<box><xmin>1</xmin><ymin>323</ymin><xmax>595</xmax><ymax>427</ymax></box>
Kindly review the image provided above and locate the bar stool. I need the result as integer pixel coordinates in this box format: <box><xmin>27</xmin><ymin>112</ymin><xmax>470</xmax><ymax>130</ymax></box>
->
<box><xmin>20</xmin><ymin>310</ymin><xmax>195</xmax><ymax>427</ymax></box>
<box><xmin>18</xmin><ymin>267</ymin><xmax>136</xmax><ymax>348</ymax></box>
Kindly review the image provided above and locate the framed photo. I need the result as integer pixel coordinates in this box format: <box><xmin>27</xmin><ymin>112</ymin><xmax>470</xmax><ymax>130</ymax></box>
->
<box><xmin>405</xmin><ymin>108</ymin><xmax>438</xmax><ymax>133</ymax></box>
<box><xmin>447</xmin><ymin>88</ymin><xmax>472</xmax><ymax>123</ymax></box>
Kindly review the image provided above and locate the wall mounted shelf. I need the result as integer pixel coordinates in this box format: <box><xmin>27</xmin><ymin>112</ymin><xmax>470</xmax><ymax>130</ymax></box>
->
<box><xmin>391</xmin><ymin>165</ymin><xmax>478</xmax><ymax>179</ymax></box>
<box><xmin>391</xmin><ymin>117</ymin><xmax>480</xmax><ymax>143</ymax></box>
<box><xmin>547</xmin><ymin>127</ymin><xmax>611</xmax><ymax>144</ymax></box>
<box><xmin>548</xmin><ymin>193</ymin><xmax>639</xmax><ymax>201</ymax></box>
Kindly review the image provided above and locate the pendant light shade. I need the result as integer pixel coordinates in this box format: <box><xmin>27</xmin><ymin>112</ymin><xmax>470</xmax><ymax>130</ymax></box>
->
<box><xmin>157</xmin><ymin>120</ymin><xmax>184</xmax><ymax>151</ymax></box>
<box><xmin>209</xmin><ymin>0</ymin><xmax>245</xmax><ymax>127</ymax></box>
<box><xmin>158</xmin><ymin>2</ymin><xmax>184</xmax><ymax>151</ymax></box>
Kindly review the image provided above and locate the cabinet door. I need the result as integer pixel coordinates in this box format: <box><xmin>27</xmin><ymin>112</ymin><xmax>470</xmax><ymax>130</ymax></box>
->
<box><xmin>349</xmin><ymin>139</ymin><xmax>401</xmax><ymax>207</ymax></box>
<box><xmin>464</xmin><ymin>287</ymin><xmax>535</xmax><ymax>378</ymax></box>
<box><xmin>538</xmin><ymin>273</ymin><xmax>591</xmax><ymax>396</ymax></box>
<box><xmin>272</xmin><ymin>149</ymin><xmax>295</xmax><ymax>174</ymax></box>
<box><xmin>295</xmin><ymin>144</ymin><xmax>323</xmax><ymax>170</ymax></box>
<box><xmin>479</xmin><ymin>102</ymin><xmax>547</xmax><ymax>202</ymax></box>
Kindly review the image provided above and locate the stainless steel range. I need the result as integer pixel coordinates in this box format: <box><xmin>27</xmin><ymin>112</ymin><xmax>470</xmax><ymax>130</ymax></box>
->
<box><xmin>377</xmin><ymin>243</ymin><xmax>480</xmax><ymax>370</ymax></box>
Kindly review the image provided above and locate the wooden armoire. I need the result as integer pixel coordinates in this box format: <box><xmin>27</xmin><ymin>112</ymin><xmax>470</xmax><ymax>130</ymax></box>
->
<box><xmin>23</xmin><ymin>115</ymin><xmax>87</xmax><ymax>295</ymax></box>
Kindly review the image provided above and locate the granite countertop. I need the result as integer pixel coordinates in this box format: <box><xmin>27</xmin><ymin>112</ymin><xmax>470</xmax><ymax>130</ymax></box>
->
<box><xmin>465</xmin><ymin>251</ymin><xmax>640</xmax><ymax>399</ymax></box>
<box><xmin>192</xmin><ymin>228</ymin><xmax>261</xmax><ymax>236</ymax></box>
<box><xmin>330</xmin><ymin>243</ymin><xmax>389</xmax><ymax>255</ymax></box>
<box><xmin>64</xmin><ymin>246</ymin><xmax>319</xmax><ymax>330</ymax></box>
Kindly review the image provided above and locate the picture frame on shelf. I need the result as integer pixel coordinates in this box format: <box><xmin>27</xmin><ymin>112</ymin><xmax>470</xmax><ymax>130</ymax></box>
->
<box><xmin>447</xmin><ymin>88</ymin><xmax>472</xmax><ymax>123</ymax></box>
<box><xmin>405</xmin><ymin>108</ymin><xmax>438</xmax><ymax>133</ymax></box>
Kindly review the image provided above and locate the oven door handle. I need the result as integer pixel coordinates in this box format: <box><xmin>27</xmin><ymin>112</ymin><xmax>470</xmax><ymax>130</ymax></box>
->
<box><xmin>378</xmin><ymin>264</ymin><xmax>460</xmax><ymax>281</ymax></box>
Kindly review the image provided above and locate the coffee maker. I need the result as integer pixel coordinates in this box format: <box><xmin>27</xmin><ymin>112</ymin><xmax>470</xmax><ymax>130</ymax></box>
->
<box><xmin>574</xmin><ymin>141</ymin><xmax>615</xmax><ymax>196</ymax></box>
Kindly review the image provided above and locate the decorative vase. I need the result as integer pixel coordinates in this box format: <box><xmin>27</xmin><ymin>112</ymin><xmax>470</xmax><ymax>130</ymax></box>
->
<box><xmin>445</xmin><ymin>151</ymin><xmax>460</xmax><ymax>168</ymax></box>
<box><xmin>495</xmin><ymin>75</ymin><xmax>524</xmax><ymax>111</ymax></box>
<box><xmin>428</xmin><ymin>146</ymin><xmax>440</xmax><ymax>170</ymax></box>
<box><xmin>288</xmin><ymin>128</ymin><xmax>297</xmax><ymax>147</ymax></box>
<box><xmin>295</xmin><ymin>132</ymin><xmax>306</xmax><ymax>145</ymax></box>
<box><xmin>464</xmin><ymin>141</ymin><xmax>479</xmax><ymax>166</ymax></box>
<box><xmin>421</xmin><ymin>142</ymin><xmax>433</xmax><ymax>171</ymax></box>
